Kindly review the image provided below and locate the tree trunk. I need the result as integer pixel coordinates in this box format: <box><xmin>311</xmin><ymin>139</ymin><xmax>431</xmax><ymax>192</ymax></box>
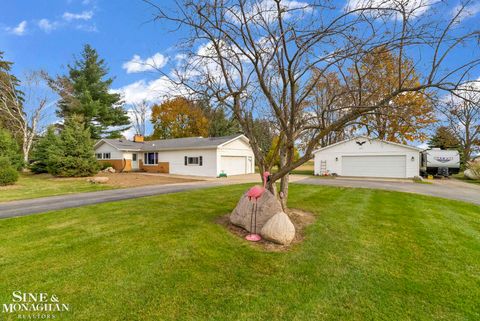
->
<box><xmin>279</xmin><ymin>174</ymin><xmax>289</xmax><ymax>210</ymax></box>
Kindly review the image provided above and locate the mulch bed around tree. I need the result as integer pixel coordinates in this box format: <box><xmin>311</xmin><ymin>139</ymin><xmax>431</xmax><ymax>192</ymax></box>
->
<box><xmin>216</xmin><ymin>208</ymin><xmax>316</xmax><ymax>252</ymax></box>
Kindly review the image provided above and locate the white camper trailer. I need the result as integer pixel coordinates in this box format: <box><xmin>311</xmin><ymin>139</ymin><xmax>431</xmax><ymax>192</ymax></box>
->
<box><xmin>420</xmin><ymin>148</ymin><xmax>460</xmax><ymax>177</ymax></box>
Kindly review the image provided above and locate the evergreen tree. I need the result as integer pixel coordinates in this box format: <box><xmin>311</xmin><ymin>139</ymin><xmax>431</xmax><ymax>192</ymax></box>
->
<box><xmin>30</xmin><ymin>126</ymin><xmax>61</xmax><ymax>174</ymax></box>
<box><xmin>200</xmin><ymin>104</ymin><xmax>241</xmax><ymax>137</ymax></box>
<box><xmin>0</xmin><ymin>51</ymin><xmax>24</xmax><ymax>136</ymax></box>
<box><xmin>429</xmin><ymin>126</ymin><xmax>466</xmax><ymax>168</ymax></box>
<box><xmin>0</xmin><ymin>128</ymin><xmax>22</xmax><ymax>170</ymax></box>
<box><xmin>48</xmin><ymin>116</ymin><xmax>99</xmax><ymax>177</ymax></box>
<box><xmin>429</xmin><ymin>126</ymin><xmax>461</xmax><ymax>149</ymax></box>
<box><xmin>50</xmin><ymin>44</ymin><xmax>130</xmax><ymax>139</ymax></box>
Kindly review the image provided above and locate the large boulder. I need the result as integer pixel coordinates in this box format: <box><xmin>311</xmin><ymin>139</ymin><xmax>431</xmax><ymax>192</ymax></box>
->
<box><xmin>260</xmin><ymin>212</ymin><xmax>296</xmax><ymax>245</ymax></box>
<box><xmin>464</xmin><ymin>169</ymin><xmax>480</xmax><ymax>180</ymax></box>
<box><xmin>230</xmin><ymin>189</ymin><xmax>283</xmax><ymax>233</ymax></box>
<box><xmin>88</xmin><ymin>177</ymin><xmax>109</xmax><ymax>184</ymax></box>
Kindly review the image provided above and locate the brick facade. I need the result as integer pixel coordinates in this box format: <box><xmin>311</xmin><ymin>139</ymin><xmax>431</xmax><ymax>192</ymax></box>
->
<box><xmin>139</xmin><ymin>160</ymin><xmax>169</xmax><ymax>173</ymax></box>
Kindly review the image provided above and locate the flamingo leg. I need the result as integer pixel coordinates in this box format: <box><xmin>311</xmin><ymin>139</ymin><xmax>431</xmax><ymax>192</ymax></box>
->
<box><xmin>254</xmin><ymin>200</ymin><xmax>258</xmax><ymax>234</ymax></box>
<box><xmin>250</xmin><ymin>200</ymin><xmax>255</xmax><ymax>234</ymax></box>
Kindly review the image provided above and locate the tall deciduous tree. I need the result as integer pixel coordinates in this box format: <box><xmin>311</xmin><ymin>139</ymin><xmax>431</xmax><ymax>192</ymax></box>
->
<box><xmin>130</xmin><ymin>99</ymin><xmax>149</xmax><ymax>136</ymax></box>
<box><xmin>351</xmin><ymin>47</ymin><xmax>435</xmax><ymax>143</ymax></box>
<box><xmin>440</xmin><ymin>87</ymin><xmax>480</xmax><ymax>161</ymax></box>
<box><xmin>49</xmin><ymin>44</ymin><xmax>130</xmax><ymax>139</ymax></box>
<box><xmin>150</xmin><ymin>97</ymin><xmax>209</xmax><ymax>139</ymax></box>
<box><xmin>149</xmin><ymin>0</ymin><xmax>480</xmax><ymax>208</ymax></box>
<box><xmin>0</xmin><ymin>70</ymin><xmax>52</xmax><ymax>167</ymax></box>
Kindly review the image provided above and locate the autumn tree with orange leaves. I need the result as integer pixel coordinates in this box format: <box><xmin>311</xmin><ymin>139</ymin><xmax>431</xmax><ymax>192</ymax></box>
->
<box><xmin>150</xmin><ymin>97</ymin><xmax>209</xmax><ymax>139</ymax></box>
<box><xmin>351</xmin><ymin>47</ymin><xmax>436</xmax><ymax>143</ymax></box>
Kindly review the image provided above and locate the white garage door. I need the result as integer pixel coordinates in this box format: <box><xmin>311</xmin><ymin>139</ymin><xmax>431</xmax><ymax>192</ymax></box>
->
<box><xmin>342</xmin><ymin>155</ymin><xmax>406</xmax><ymax>178</ymax></box>
<box><xmin>220</xmin><ymin>156</ymin><xmax>247</xmax><ymax>176</ymax></box>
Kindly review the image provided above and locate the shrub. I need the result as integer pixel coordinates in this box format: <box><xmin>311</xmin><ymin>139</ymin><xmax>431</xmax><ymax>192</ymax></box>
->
<box><xmin>0</xmin><ymin>157</ymin><xmax>19</xmax><ymax>186</ymax></box>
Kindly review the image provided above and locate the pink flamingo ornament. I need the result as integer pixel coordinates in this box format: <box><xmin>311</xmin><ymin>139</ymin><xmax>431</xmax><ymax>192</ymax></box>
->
<box><xmin>245</xmin><ymin>171</ymin><xmax>271</xmax><ymax>242</ymax></box>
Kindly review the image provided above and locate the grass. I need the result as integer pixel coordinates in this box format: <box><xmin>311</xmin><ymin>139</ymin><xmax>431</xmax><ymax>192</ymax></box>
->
<box><xmin>256</xmin><ymin>161</ymin><xmax>315</xmax><ymax>176</ymax></box>
<box><xmin>0</xmin><ymin>173</ymin><xmax>114</xmax><ymax>202</ymax></box>
<box><xmin>0</xmin><ymin>184</ymin><xmax>479</xmax><ymax>320</ymax></box>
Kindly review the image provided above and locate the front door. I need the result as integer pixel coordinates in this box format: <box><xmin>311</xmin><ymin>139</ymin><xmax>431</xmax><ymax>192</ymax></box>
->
<box><xmin>132</xmin><ymin>153</ymin><xmax>139</xmax><ymax>170</ymax></box>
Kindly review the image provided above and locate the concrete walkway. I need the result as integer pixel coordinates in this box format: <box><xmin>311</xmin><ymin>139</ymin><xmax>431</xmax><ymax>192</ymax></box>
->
<box><xmin>296</xmin><ymin>177</ymin><xmax>480</xmax><ymax>206</ymax></box>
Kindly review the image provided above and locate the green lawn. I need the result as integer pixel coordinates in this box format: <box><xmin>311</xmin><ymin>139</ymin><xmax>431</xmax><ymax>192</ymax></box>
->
<box><xmin>0</xmin><ymin>173</ymin><xmax>114</xmax><ymax>202</ymax></box>
<box><xmin>0</xmin><ymin>184</ymin><xmax>479</xmax><ymax>320</ymax></box>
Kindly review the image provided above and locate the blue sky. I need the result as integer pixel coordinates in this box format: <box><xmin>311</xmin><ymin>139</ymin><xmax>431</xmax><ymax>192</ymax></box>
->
<box><xmin>1</xmin><ymin>0</ymin><xmax>479</xmax><ymax>142</ymax></box>
<box><xmin>0</xmin><ymin>0</ymin><xmax>176</xmax><ymax>95</ymax></box>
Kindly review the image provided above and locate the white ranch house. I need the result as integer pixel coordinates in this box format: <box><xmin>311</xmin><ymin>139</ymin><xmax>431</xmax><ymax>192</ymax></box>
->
<box><xmin>94</xmin><ymin>134</ymin><xmax>255</xmax><ymax>177</ymax></box>
<box><xmin>313</xmin><ymin>136</ymin><xmax>422</xmax><ymax>178</ymax></box>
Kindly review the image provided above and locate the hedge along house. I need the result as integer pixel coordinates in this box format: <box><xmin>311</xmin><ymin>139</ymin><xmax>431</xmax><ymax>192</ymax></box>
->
<box><xmin>94</xmin><ymin>134</ymin><xmax>255</xmax><ymax>177</ymax></box>
<box><xmin>313</xmin><ymin>136</ymin><xmax>422</xmax><ymax>178</ymax></box>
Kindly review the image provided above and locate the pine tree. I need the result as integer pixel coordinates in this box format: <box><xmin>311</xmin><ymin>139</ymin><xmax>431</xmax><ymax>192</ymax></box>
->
<box><xmin>50</xmin><ymin>44</ymin><xmax>130</xmax><ymax>139</ymax></box>
<box><xmin>0</xmin><ymin>128</ymin><xmax>22</xmax><ymax>170</ymax></box>
<box><xmin>30</xmin><ymin>126</ymin><xmax>61</xmax><ymax>174</ymax></box>
<box><xmin>0</xmin><ymin>51</ymin><xmax>24</xmax><ymax>136</ymax></box>
<box><xmin>428</xmin><ymin>126</ymin><xmax>461</xmax><ymax>149</ymax></box>
<box><xmin>48</xmin><ymin>116</ymin><xmax>99</xmax><ymax>177</ymax></box>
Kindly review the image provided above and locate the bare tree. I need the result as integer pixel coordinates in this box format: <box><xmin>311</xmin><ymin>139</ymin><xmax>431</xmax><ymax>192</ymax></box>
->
<box><xmin>131</xmin><ymin>99</ymin><xmax>149</xmax><ymax>136</ymax></box>
<box><xmin>146</xmin><ymin>0</ymin><xmax>480</xmax><ymax>208</ymax></box>
<box><xmin>440</xmin><ymin>85</ymin><xmax>480</xmax><ymax>161</ymax></box>
<box><xmin>0</xmin><ymin>70</ymin><xmax>54</xmax><ymax>167</ymax></box>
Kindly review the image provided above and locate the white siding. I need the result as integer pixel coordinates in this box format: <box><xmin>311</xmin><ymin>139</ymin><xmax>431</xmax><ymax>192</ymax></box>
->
<box><xmin>155</xmin><ymin>149</ymin><xmax>218</xmax><ymax>177</ymax></box>
<box><xmin>314</xmin><ymin>138</ymin><xmax>420</xmax><ymax>178</ymax></box>
<box><xmin>95</xmin><ymin>143</ymin><xmax>125</xmax><ymax>159</ymax></box>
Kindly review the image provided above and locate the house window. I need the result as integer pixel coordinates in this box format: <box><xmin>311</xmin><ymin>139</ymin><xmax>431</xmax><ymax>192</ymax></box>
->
<box><xmin>103</xmin><ymin>153</ymin><xmax>111</xmax><ymax>159</ymax></box>
<box><xmin>96</xmin><ymin>153</ymin><xmax>102</xmax><ymax>159</ymax></box>
<box><xmin>144</xmin><ymin>152</ymin><xmax>158</xmax><ymax>165</ymax></box>
<box><xmin>132</xmin><ymin>154</ymin><xmax>137</xmax><ymax>161</ymax></box>
<box><xmin>185</xmin><ymin>156</ymin><xmax>203</xmax><ymax>166</ymax></box>
<box><xmin>188</xmin><ymin>157</ymin><xmax>199</xmax><ymax>165</ymax></box>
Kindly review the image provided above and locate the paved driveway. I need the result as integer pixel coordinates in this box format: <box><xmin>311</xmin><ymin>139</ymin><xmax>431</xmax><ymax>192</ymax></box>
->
<box><xmin>296</xmin><ymin>177</ymin><xmax>480</xmax><ymax>206</ymax></box>
<box><xmin>0</xmin><ymin>174</ymin><xmax>307</xmax><ymax>219</ymax></box>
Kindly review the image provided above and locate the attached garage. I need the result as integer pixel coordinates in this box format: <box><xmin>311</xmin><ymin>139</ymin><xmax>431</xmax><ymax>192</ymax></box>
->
<box><xmin>313</xmin><ymin>136</ymin><xmax>422</xmax><ymax>178</ymax></box>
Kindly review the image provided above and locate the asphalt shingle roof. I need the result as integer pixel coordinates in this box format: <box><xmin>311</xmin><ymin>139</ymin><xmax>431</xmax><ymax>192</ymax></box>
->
<box><xmin>100</xmin><ymin>134</ymin><xmax>245</xmax><ymax>151</ymax></box>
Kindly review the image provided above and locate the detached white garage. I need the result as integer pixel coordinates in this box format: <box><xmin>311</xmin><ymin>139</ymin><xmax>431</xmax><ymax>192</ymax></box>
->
<box><xmin>313</xmin><ymin>136</ymin><xmax>421</xmax><ymax>178</ymax></box>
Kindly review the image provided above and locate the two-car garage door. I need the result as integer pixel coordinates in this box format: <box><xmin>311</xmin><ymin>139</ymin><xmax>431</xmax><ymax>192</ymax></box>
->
<box><xmin>342</xmin><ymin>155</ymin><xmax>406</xmax><ymax>178</ymax></box>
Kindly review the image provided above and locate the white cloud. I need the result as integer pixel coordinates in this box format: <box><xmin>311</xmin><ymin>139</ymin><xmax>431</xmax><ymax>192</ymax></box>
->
<box><xmin>38</xmin><ymin>19</ymin><xmax>57</xmax><ymax>32</ymax></box>
<box><xmin>6</xmin><ymin>20</ymin><xmax>27</xmax><ymax>36</ymax></box>
<box><xmin>62</xmin><ymin>11</ymin><xmax>93</xmax><ymax>21</ymax></box>
<box><xmin>346</xmin><ymin>0</ymin><xmax>434</xmax><ymax>19</ymax></box>
<box><xmin>452</xmin><ymin>2</ymin><xmax>480</xmax><ymax>21</ymax></box>
<box><xmin>122</xmin><ymin>53</ymin><xmax>169</xmax><ymax>73</ymax></box>
<box><xmin>112</xmin><ymin>76</ymin><xmax>186</xmax><ymax>104</ymax></box>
